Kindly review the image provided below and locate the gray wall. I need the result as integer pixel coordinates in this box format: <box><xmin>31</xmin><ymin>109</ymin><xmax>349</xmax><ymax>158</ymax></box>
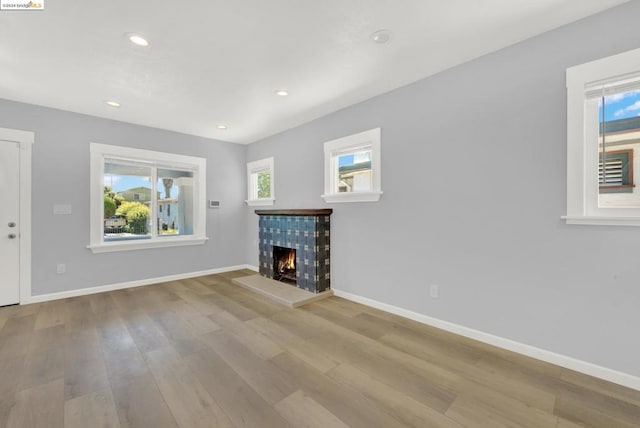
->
<box><xmin>0</xmin><ymin>99</ymin><xmax>247</xmax><ymax>296</ymax></box>
<box><xmin>247</xmin><ymin>1</ymin><xmax>640</xmax><ymax>377</ymax></box>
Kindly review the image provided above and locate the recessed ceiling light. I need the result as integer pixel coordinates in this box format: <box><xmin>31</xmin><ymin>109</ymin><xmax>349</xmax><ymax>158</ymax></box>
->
<box><xmin>217</xmin><ymin>125</ymin><xmax>227</xmax><ymax>130</ymax></box>
<box><xmin>105</xmin><ymin>100</ymin><xmax>121</xmax><ymax>108</ymax></box>
<box><xmin>128</xmin><ymin>33</ymin><xmax>149</xmax><ymax>47</ymax></box>
<box><xmin>370</xmin><ymin>29</ymin><xmax>392</xmax><ymax>44</ymax></box>
<box><xmin>275</xmin><ymin>90</ymin><xmax>289</xmax><ymax>97</ymax></box>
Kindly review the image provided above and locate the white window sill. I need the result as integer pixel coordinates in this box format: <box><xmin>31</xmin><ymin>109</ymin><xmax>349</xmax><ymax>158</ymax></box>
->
<box><xmin>562</xmin><ymin>216</ymin><xmax>640</xmax><ymax>226</ymax></box>
<box><xmin>321</xmin><ymin>191</ymin><xmax>383</xmax><ymax>203</ymax></box>
<box><xmin>87</xmin><ymin>236</ymin><xmax>208</xmax><ymax>253</ymax></box>
<box><xmin>246</xmin><ymin>198</ymin><xmax>275</xmax><ymax>206</ymax></box>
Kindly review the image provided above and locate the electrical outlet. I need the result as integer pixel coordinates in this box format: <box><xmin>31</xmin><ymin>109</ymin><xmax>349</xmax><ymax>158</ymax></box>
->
<box><xmin>429</xmin><ymin>284</ymin><xmax>439</xmax><ymax>299</ymax></box>
<box><xmin>56</xmin><ymin>263</ymin><xmax>66</xmax><ymax>274</ymax></box>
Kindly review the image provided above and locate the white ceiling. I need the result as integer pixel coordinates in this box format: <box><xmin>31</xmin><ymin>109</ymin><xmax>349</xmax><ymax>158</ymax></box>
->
<box><xmin>0</xmin><ymin>0</ymin><xmax>629</xmax><ymax>144</ymax></box>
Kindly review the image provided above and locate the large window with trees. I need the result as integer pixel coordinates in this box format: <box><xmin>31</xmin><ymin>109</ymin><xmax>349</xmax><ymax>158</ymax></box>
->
<box><xmin>89</xmin><ymin>143</ymin><xmax>207</xmax><ymax>253</ymax></box>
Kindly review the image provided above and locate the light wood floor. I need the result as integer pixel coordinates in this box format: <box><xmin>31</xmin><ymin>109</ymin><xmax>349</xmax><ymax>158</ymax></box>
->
<box><xmin>0</xmin><ymin>270</ymin><xmax>639</xmax><ymax>428</ymax></box>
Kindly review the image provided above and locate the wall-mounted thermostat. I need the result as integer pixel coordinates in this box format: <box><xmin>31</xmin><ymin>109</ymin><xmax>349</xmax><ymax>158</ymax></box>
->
<box><xmin>208</xmin><ymin>200</ymin><xmax>220</xmax><ymax>208</ymax></box>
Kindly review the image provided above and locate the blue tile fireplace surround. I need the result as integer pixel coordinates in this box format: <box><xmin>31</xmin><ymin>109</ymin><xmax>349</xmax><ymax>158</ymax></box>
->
<box><xmin>255</xmin><ymin>209</ymin><xmax>332</xmax><ymax>293</ymax></box>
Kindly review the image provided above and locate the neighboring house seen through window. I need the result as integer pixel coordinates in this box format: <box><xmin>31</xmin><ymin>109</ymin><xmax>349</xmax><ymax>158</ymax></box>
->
<box><xmin>89</xmin><ymin>143</ymin><xmax>207</xmax><ymax>252</ymax></box>
<box><xmin>322</xmin><ymin>128</ymin><xmax>382</xmax><ymax>203</ymax></box>
<box><xmin>564</xmin><ymin>47</ymin><xmax>640</xmax><ymax>225</ymax></box>
<box><xmin>599</xmin><ymin>149</ymin><xmax>634</xmax><ymax>192</ymax></box>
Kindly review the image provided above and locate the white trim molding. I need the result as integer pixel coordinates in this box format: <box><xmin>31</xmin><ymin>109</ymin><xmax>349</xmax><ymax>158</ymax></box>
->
<box><xmin>0</xmin><ymin>127</ymin><xmax>34</xmax><ymax>305</ymax></box>
<box><xmin>321</xmin><ymin>191</ymin><xmax>383</xmax><ymax>203</ymax></box>
<box><xmin>23</xmin><ymin>264</ymin><xmax>255</xmax><ymax>305</ymax></box>
<box><xmin>87</xmin><ymin>236</ymin><xmax>208</xmax><ymax>253</ymax></box>
<box><xmin>246</xmin><ymin>198</ymin><xmax>275</xmax><ymax>207</ymax></box>
<box><xmin>561</xmin><ymin>215</ymin><xmax>640</xmax><ymax>226</ymax></box>
<box><xmin>333</xmin><ymin>288</ymin><xmax>640</xmax><ymax>392</ymax></box>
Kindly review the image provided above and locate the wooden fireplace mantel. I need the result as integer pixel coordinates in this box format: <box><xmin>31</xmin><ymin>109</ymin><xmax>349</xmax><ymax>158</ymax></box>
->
<box><xmin>255</xmin><ymin>209</ymin><xmax>333</xmax><ymax>216</ymax></box>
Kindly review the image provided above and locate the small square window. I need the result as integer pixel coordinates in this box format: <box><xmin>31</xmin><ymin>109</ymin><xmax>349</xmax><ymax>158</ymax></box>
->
<box><xmin>322</xmin><ymin>128</ymin><xmax>382</xmax><ymax>203</ymax></box>
<box><xmin>246</xmin><ymin>157</ymin><xmax>274</xmax><ymax>206</ymax></box>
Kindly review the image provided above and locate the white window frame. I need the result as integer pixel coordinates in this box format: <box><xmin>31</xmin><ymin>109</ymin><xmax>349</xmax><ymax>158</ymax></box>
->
<box><xmin>88</xmin><ymin>143</ymin><xmax>208</xmax><ymax>253</ymax></box>
<box><xmin>564</xmin><ymin>47</ymin><xmax>640</xmax><ymax>226</ymax></box>
<box><xmin>246</xmin><ymin>157</ymin><xmax>275</xmax><ymax>206</ymax></box>
<box><xmin>322</xmin><ymin>128</ymin><xmax>382</xmax><ymax>203</ymax></box>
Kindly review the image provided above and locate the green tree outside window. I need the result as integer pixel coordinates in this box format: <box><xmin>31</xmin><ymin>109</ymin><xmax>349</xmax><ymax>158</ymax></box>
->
<box><xmin>257</xmin><ymin>171</ymin><xmax>271</xmax><ymax>198</ymax></box>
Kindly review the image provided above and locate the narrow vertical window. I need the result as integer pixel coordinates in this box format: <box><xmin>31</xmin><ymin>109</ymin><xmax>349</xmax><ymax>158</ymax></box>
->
<box><xmin>157</xmin><ymin>168</ymin><xmax>193</xmax><ymax>236</ymax></box>
<box><xmin>104</xmin><ymin>160</ymin><xmax>152</xmax><ymax>241</ymax></box>
<box><xmin>595</xmin><ymin>89</ymin><xmax>638</xmax><ymax>207</ymax></box>
<box><xmin>246</xmin><ymin>157</ymin><xmax>275</xmax><ymax>206</ymax></box>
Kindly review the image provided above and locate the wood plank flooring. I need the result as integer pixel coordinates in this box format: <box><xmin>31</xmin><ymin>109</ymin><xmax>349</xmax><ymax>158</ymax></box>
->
<box><xmin>0</xmin><ymin>269</ymin><xmax>639</xmax><ymax>428</ymax></box>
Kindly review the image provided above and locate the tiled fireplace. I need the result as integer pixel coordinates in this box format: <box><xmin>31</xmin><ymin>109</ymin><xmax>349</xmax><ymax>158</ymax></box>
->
<box><xmin>256</xmin><ymin>209</ymin><xmax>332</xmax><ymax>293</ymax></box>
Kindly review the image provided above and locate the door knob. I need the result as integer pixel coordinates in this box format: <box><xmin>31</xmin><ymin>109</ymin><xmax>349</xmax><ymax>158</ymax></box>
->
<box><xmin>8</xmin><ymin>222</ymin><xmax>15</xmax><ymax>228</ymax></box>
<box><xmin>8</xmin><ymin>234</ymin><xmax>16</xmax><ymax>239</ymax></box>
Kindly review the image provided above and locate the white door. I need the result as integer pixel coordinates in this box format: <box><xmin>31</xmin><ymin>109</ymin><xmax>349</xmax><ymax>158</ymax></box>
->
<box><xmin>0</xmin><ymin>140</ymin><xmax>20</xmax><ymax>306</ymax></box>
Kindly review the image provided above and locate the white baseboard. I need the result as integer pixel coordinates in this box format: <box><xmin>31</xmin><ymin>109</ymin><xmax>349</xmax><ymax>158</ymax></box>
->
<box><xmin>246</xmin><ymin>265</ymin><xmax>259</xmax><ymax>272</ymax></box>
<box><xmin>25</xmin><ymin>264</ymin><xmax>255</xmax><ymax>305</ymax></box>
<box><xmin>332</xmin><ymin>288</ymin><xmax>640</xmax><ymax>392</ymax></box>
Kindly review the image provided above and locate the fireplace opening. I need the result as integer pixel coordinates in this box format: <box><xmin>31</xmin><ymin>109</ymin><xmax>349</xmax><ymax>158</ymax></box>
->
<box><xmin>273</xmin><ymin>246</ymin><xmax>297</xmax><ymax>285</ymax></box>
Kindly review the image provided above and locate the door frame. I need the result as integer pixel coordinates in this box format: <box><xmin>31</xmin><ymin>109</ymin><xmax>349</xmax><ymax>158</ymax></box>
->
<box><xmin>0</xmin><ymin>127</ymin><xmax>33</xmax><ymax>305</ymax></box>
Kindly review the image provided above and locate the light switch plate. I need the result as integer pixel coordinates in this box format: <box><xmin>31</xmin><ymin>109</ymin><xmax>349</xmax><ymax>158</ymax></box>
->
<box><xmin>53</xmin><ymin>204</ymin><xmax>72</xmax><ymax>215</ymax></box>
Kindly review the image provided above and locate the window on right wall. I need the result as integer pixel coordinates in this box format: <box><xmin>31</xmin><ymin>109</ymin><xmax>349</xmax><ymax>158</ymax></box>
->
<box><xmin>564</xmin><ymin>47</ymin><xmax>640</xmax><ymax>226</ymax></box>
<box><xmin>322</xmin><ymin>128</ymin><xmax>382</xmax><ymax>203</ymax></box>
